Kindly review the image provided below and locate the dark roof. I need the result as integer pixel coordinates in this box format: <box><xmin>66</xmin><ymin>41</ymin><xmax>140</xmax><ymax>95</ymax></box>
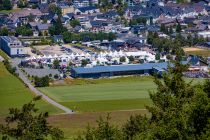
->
<box><xmin>97</xmin><ymin>11</ymin><xmax>118</xmax><ymax>19</ymax></box>
<box><xmin>53</xmin><ymin>35</ymin><xmax>63</xmax><ymax>39</ymax></box>
<box><xmin>77</xmin><ymin>6</ymin><xmax>98</xmax><ymax>13</ymax></box>
<box><xmin>38</xmin><ymin>4</ymin><xmax>49</xmax><ymax>13</ymax></box>
<box><xmin>37</xmin><ymin>24</ymin><xmax>51</xmax><ymax>30</ymax></box>
<box><xmin>29</xmin><ymin>0</ymin><xmax>39</xmax><ymax>3</ymax></box>
<box><xmin>65</xmin><ymin>13</ymin><xmax>74</xmax><ymax>18</ymax></box>
<box><xmin>72</xmin><ymin>62</ymin><xmax>169</xmax><ymax>74</ymax></box>
<box><xmin>72</xmin><ymin>61</ymin><xmax>189</xmax><ymax>74</ymax></box>
<box><xmin>90</xmin><ymin>20</ymin><xmax>108</xmax><ymax>27</ymax></box>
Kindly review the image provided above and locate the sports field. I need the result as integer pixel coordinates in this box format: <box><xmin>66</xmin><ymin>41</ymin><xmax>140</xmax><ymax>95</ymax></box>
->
<box><xmin>0</xmin><ymin>62</ymin><xmax>63</xmax><ymax>116</ymax></box>
<box><xmin>39</xmin><ymin>77</ymin><xmax>156</xmax><ymax>112</ymax></box>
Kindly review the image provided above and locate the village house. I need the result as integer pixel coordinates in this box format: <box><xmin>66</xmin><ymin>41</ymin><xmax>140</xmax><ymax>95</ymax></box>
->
<box><xmin>74</xmin><ymin>6</ymin><xmax>100</xmax><ymax>15</ymax></box>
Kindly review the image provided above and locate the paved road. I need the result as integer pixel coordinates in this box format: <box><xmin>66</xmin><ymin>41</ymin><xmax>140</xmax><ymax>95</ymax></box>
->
<box><xmin>15</xmin><ymin>65</ymin><xmax>74</xmax><ymax>114</ymax></box>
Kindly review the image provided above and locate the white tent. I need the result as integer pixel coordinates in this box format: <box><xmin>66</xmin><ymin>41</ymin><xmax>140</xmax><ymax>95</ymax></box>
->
<box><xmin>54</xmin><ymin>54</ymin><xmax>58</xmax><ymax>58</ymax></box>
<box><xmin>75</xmin><ymin>53</ymin><xmax>80</xmax><ymax>57</ymax></box>
<box><xmin>42</xmin><ymin>55</ymin><xmax>47</xmax><ymax>59</ymax></box>
<box><xmin>48</xmin><ymin>55</ymin><xmax>52</xmax><ymax>59</ymax></box>
<box><xmin>37</xmin><ymin>55</ymin><xmax>41</xmax><ymax>59</ymax></box>
<box><xmin>86</xmin><ymin>52</ymin><xmax>91</xmax><ymax>57</ymax></box>
<box><xmin>70</xmin><ymin>53</ymin><xmax>75</xmax><ymax>58</ymax></box>
<box><xmin>31</xmin><ymin>56</ymin><xmax>36</xmax><ymax>60</ymax></box>
<box><xmin>80</xmin><ymin>52</ymin><xmax>85</xmax><ymax>56</ymax></box>
<box><xmin>118</xmin><ymin>50</ymin><xmax>124</xmax><ymax>56</ymax></box>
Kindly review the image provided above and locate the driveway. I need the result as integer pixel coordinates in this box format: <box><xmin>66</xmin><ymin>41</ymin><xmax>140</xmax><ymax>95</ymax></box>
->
<box><xmin>11</xmin><ymin>59</ymin><xmax>74</xmax><ymax>114</ymax></box>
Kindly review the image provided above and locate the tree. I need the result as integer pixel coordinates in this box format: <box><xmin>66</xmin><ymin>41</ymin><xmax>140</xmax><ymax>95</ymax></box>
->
<box><xmin>49</xmin><ymin>16</ymin><xmax>67</xmax><ymax>35</ymax></box>
<box><xmin>17</xmin><ymin>0</ymin><xmax>28</xmax><ymax>8</ymax></box>
<box><xmin>187</xmin><ymin>34</ymin><xmax>193</xmax><ymax>47</ymax></box>
<box><xmin>1</xmin><ymin>0</ymin><xmax>12</xmax><ymax>10</ymax></box>
<box><xmin>155</xmin><ymin>53</ymin><xmax>160</xmax><ymax>60</ymax></box>
<box><xmin>0</xmin><ymin>27</ymin><xmax>9</xmax><ymax>36</ymax></box>
<box><xmin>203</xmin><ymin>79</ymin><xmax>210</xmax><ymax>98</ymax></box>
<box><xmin>54</xmin><ymin>74</ymin><xmax>59</xmax><ymax>79</ymax></box>
<box><xmin>81</xmin><ymin>59</ymin><xmax>88</xmax><ymax>67</ymax></box>
<box><xmin>76</xmin><ymin>115</ymin><xmax>122</xmax><ymax>140</ymax></box>
<box><xmin>70</xmin><ymin>19</ymin><xmax>80</xmax><ymax>28</ymax></box>
<box><xmin>160</xmin><ymin>24</ymin><xmax>166</xmax><ymax>33</ymax></box>
<box><xmin>176</xmin><ymin>23</ymin><xmax>182</xmax><ymax>33</ymax></box>
<box><xmin>34</xmin><ymin>76</ymin><xmax>49</xmax><ymax>87</ymax></box>
<box><xmin>49</xmin><ymin>4</ymin><xmax>61</xmax><ymax>15</ymax></box>
<box><xmin>53</xmin><ymin>59</ymin><xmax>60</xmax><ymax>69</ymax></box>
<box><xmin>128</xmin><ymin>55</ymin><xmax>134</xmax><ymax>62</ymax></box>
<box><xmin>16</xmin><ymin>25</ymin><xmax>33</xmax><ymax>36</ymax></box>
<box><xmin>169</xmin><ymin>26</ymin><xmax>173</xmax><ymax>34</ymax></box>
<box><xmin>120</xmin><ymin>56</ymin><xmax>126</xmax><ymax>62</ymax></box>
<box><xmin>0</xmin><ymin>96</ymin><xmax>64</xmax><ymax>140</ymax></box>
<box><xmin>123</xmin><ymin>115</ymin><xmax>149</xmax><ymax>139</ymax></box>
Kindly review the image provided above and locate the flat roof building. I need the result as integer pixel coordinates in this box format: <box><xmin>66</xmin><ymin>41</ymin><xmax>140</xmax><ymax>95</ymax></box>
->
<box><xmin>71</xmin><ymin>62</ymin><xmax>170</xmax><ymax>78</ymax></box>
<box><xmin>0</xmin><ymin>36</ymin><xmax>27</xmax><ymax>57</ymax></box>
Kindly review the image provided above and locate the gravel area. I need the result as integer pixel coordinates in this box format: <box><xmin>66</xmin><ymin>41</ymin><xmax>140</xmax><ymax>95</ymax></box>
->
<box><xmin>24</xmin><ymin>68</ymin><xmax>60</xmax><ymax>77</ymax></box>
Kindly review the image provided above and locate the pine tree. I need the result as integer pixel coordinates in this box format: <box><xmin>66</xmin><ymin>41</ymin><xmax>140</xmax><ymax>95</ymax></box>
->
<box><xmin>176</xmin><ymin>23</ymin><xmax>182</xmax><ymax>33</ymax></box>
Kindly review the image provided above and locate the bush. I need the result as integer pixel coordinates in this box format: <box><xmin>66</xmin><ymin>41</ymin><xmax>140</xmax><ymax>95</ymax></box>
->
<box><xmin>4</xmin><ymin>60</ymin><xmax>17</xmax><ymax>76</ymax></box>
<box><xmin>34</xmin><ymin>76</ymin><xmax>49</xmax><ymax>87</ymax></box>
<box><xmin>54</xmin><ymin>74</ymin><xmax>59</xmax><ymax>79</ymax></box>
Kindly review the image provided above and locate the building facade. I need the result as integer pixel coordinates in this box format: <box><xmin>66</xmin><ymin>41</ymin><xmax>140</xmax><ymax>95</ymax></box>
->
<box><xmin>71</xmin><ymin>62</ymin><xmax>168</xmax><ymax>78</ymax></box>
<box><xmin>0</xmin><ymin>36</ymin><xmax>26</xmax><ymax>57</ymax></box>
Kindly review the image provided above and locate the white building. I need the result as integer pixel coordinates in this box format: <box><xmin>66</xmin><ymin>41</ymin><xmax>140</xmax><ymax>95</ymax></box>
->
<box><xmin>0</xmin><ymin>36</ymin><xmax>27</xmax><ymax>57</ymax></box>
<box><xmin>198</xmin><ymin>31</ymin><xmax>210</xmax><ymax>38</ymax></box>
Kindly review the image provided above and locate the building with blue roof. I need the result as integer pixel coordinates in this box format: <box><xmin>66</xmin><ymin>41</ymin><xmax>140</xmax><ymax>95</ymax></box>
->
<box><xmin>71</xmin><ymin>62</ymin><xmax>169</xmax><ymax>78</ymax></box>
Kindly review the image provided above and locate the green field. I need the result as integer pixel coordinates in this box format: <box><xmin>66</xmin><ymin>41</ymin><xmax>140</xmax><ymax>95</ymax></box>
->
<box><xmin>0</xmin><ymin>62</ymin><xmax>63</xmax><ymax>116</ymax></box>
<box><xmin>0</xmin><ymin>9</ymin><xmax>21</xmax><ymax>14</ymax></box>
<box><xmin>39</xmin><ymin>77</ymin><xmax>155</xmax><ymax>112</ymax></box>
<box><xmin>40</xmin><ymin>76</ymin><xmax>206</xmax><ymax>112</ymax></box>
<box><xmin>184</xmin><ymin>47</ymin><xmax>210</xmax><ymax>57</ymax></box>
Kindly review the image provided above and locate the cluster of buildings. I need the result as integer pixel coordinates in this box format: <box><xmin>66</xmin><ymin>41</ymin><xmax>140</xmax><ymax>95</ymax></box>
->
<box><xmin>1</xmin><ymin>0</ymin><xmax>210</xmax><ymax>36</ymax></box>
<box><xmin>1</xmin><ymin>0</ymin><xmax>210</xmax><ymax>78</ymax></box>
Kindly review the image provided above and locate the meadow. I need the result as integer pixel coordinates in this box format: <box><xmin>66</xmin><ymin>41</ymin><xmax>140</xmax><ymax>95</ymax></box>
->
<box><xmin>39</xmin><ymin>76</ymin><xmax>156</xmax><ymax>112</ymax></box>
<box><xmin>0</xmin><ymin>62</ymin><xmax>63</xmax><ymax>116</ymax></box>
<box><xmin>184</xmin><ymin>47</ymin><xmax>210</xmax><ymax>57</ymax></box>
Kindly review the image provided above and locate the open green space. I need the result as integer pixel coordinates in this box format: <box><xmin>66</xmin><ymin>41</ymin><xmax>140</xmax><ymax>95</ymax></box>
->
<box><xmin>0</xmin><ymin>62</ymin><xmax>63</xmax><ymax>116</ymax></box>
<box><xmin>40</xmin><ymin>76</ymin><xmax>205</xmax><ymax>112</ymax></box>
<box><xmin>39</xmin><ymin>77</ymin><xmax>156</xmax><ymax>112</ymax></box>
<box><xmin>0</xmin><ymin>9</ymin><xmax>21</xmax><ymax>14</ymax></box>
<box><xmin>184</xmin><ymin>47</ymin><xmax>210</xmax><ymax>57</ymax></box>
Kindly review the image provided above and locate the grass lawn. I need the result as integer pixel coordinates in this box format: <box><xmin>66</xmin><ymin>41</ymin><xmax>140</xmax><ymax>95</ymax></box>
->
<box><xmin>39</xmin><ymin>76</ymin><xmax>205</xmax><ymax>113</ymax></box>
<box><xmin>39</xmin><ymin>77</ymin><xmax>156</xmax><ymax>112</ymax></box>
<box><xmin>47</xmin><ymin>109</ymin><xmax>149</xmax><ymax>139</ymax></box>
<box><xmin>184</xmin><ymin>47</ymin><xmax>210</xmax><ymax>57</ymax></box>
<box><xmin>0</xmin><ymin>8</ymin><xmax>21</xmax><ymax>14</ymax></box>
<box><xmin>0</xmin><ymin>62</ymin><xmax>63</xmax><ymax>117</ymax></box>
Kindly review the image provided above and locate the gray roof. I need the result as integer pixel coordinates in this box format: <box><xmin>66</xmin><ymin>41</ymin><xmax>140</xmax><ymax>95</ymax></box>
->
<box><xmin>72</xmin><ymin>62</ymin><xmax>170</xmax><ymax>74</ymax></box>
<box><xmin>37</xmin><ymin>24</ymin><xmax>51</xmax><ymax>30</ymax></box>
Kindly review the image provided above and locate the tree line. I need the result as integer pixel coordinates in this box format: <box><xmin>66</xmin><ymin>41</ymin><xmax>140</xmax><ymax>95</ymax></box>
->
<box><xmin>63</xmin><ymin>31</ymin><xmax>116</xmax><ymax>43</ymax></box>
<box><xmin>147</xmin><ymin>32</ymin><xmax>207</xmax><ymax>55</ymax></box>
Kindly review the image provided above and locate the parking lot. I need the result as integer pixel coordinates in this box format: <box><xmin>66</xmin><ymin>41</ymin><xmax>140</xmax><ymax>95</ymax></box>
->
<box><xmin>34</xmin><ymin>44</ymin><xmax>92</xmax><ymax>56</ymax></box>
